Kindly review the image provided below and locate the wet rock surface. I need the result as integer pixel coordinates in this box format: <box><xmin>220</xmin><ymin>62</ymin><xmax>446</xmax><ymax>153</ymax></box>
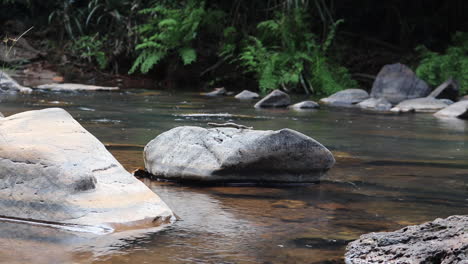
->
<box><xmin>345</xmin><ymin>215</ymin><xmax>468</xmax><ymax>264</ymax></box>
<box><xmin>234</xmin><ymin>90</ymin><xmax>259</xmax><ymax>99</ymax></box>
<box><xmin>320</xmin><ymin>89</ymin><xmax>369</xmax><ymax>106</ymax></box>
<box><xmin>289</xmin><ymin>101</ymin><xmax>320</xmax><ymax>110</ymax></box>
<box><xmin>429</xmin><ymin>78</ymin><xmax>460</xmax><ymax>101</ymax></box>
<box><xmin>391</xmin><ymin>97</ymin><xmax>453</xmax><ymax>113</ymax></box>
<box><xmin>254</xmin><ymin>89</ymin><xmax>291</xmax><ymax>108</ymax></box>
<box><xmin>36</xmin><ymin>83</ymin><xmax>119</xmax><ymax>91</ymax></box>
<box><xmin>144</xmin><ymin>126</ymin><xmax>335</xmax><ymax>182</ymax></box>
<box><xmin>434</xmin><ymin>101</ymin><xmax>468</xmax><ymax>119</ymax></box>
<box><xmin>202</xmin><ymin>87</ymin><xmax>226</xmax><ymax>96</ymax></box>
<box><xmin>0</xmin><ymin>70</ymin><xmax>32</xmax><ymax>93</ymax></box>
<box><xmin>0</xmin><ymin>108</ymin><xmax>174</xmax><ymax>229</ymax></box>
<box><xmin>370</xmin><ymin>63</ymin><xmax>431</xmax><ymax>104</ymax></box>
<box><xmin>357</xmin><ymin>98</ymin><xmax>392</xmax><ymax>111</ymax></box>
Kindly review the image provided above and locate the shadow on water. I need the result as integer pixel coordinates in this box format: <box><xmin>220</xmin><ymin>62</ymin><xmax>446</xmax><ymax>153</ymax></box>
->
<box><xmin>0</xmin><ymin>90</ymin><xmax>467</xmax><ymax>263</ymax></box>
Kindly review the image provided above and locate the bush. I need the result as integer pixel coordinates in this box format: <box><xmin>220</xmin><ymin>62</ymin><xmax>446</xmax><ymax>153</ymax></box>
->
<box><xmin>416</xmin><ymin>32</ymin><xmax>468</xmax><ymax>95</ymax></box>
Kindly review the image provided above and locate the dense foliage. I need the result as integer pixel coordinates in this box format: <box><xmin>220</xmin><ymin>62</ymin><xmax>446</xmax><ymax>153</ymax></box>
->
<box><xmin>416</xmin><ymin>32</ymin><xmax>468</xmax><ymax>95</ymax></box>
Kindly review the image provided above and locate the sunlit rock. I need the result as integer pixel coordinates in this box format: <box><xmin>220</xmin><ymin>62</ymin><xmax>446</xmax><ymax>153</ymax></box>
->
<box><xmin>202</xmin><ymin>87</ymin><xmax>226</xmax><ymax>96</ymax></box>
<box><xmin>36</xmin><ymin>83</ymin><xmax>119</xmax><ymax>91</ymax></box>
<box><xmin>345</xmin><ymin>215</ymin><xmax>468</xmax><ymax>264</ymax></box>
<box><xmin>254</xmin><ymin>89</ymin><xmax>290</xmax><ymax>108</ymax></box>
<box><xmin>319</xmin><ymin>89</ymin><xmax>369</xmax><ymax>106</ymax></box>
<box><xmin>434</xmin><ymin>100</ymin><xmax>468</xmax><ymax>119</ymax></box>
<box><xmin>235</xmin><ymin>90</ymin><xmax>259</xmax><ymax>100</ymax></box>
<box><xmin>357</xmin><ymin>98</ymin><xmax>392</xmax><ymax>111</ymax></box>
<box><xmin>0</xmin><ymin>108</ymin><xmax>175</xmax><ymax>230</ymax></box>
<box><xmin>391</xmin><ymin>97</ymin><xmax>453</xmax><ymax>113</ymax></box>
<box><xmin>370</xmin><ymin>63</ymin><xmax>431</xmax><ymax>104</ymax></box>
<box><xmin>289</xmin><ymin>100</ymin><xmax>319</xmax><ymax>110</ymax></box>
<box><xmin>144</xmin><ymin>126</ymin><xmax>335</xmax><ymax>183</ymax></box>
<box><xmin>0</xmin><ymin>70</ymin><xmax>32</xmax><ymax>93</ymax></box>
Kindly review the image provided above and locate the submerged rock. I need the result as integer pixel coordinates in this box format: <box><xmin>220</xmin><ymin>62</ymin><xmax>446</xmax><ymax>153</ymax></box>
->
<box><xmin>202</xmin><ymin>87</ymin><xmax>226</xmax><ymax>96</ymax></box>
<box><xmin>254</xmin><ymin>89</ymin><xmax>290</xmax><ymax>108</ymax></box>
<box><xmin>36</xmin><ymin>83</ymin><xmax>119</xmax><ymax>91</ymax></box>
<box><xmin>434</xmin><ymin>101</ymin><xmax>468</xmax><ymax>119</ymax></box>
<box><xmin>357</xmin><ymin>98</ymin><xmax>392</xmax><ymax>111</ymax></box>
<box><xmin>289</xmin><ymin>101</ymin><xmax>319</xmax><ymax>110</ymax></box>
<box><xmin>319</xmin><ymin>89</ymin><xmax>369</xmax><ymax>106</ymax></box>
<box><xmin>345</xmin><ymin>215</ymin><xmax>468</xmax><ymax>264</ymax></box>
<box><xmin>0</xmin><ymin>108</ymin><xmax>175</xmax><ymax>230</ymax></box>
<box><xmin>428</xmin><ymin>78</ymin><xmax>459</xmax><ymax>101</ymax></box>
<box><xmin>391</xmin><ymin>97</ymin><xmax>453</xmax><ymax>113</ymax></box>
<box><xmin>234</xmin><ymin>90</ymin><xmax>259</xmax><ymax>100</ymax></box>
<box><xmin>0</xmin><ymin>70</ymin><xmax>32</xmax><ymax>93</ymax></box>
<box><xmin>144</xmin><ymin>126</ymin><xmax>335</xmax><ymax>183</ymax></box>
<box><xmin>370</xmin><ymin>63</ymin><xmax>431</xmax><ymax>104</ymax></box>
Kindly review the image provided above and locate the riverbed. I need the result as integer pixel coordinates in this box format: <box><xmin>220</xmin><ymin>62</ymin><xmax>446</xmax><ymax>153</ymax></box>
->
<box><xmin>0</xmin><ymin>90</ymin><xmax>467</xmax><ymax>263</ymax></box>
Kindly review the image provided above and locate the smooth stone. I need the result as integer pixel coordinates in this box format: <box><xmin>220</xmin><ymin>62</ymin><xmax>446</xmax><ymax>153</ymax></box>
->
<box><xmin>234</xmin><ymin>90</ymin><xmax>259</xmax><ymax>99</ymax></box>
<box><xmin>144</xmin><ymin>126</ymin><xmax>335</xmax><ymax>183</ymax></box>
<box><xmin>460</xmin><ymin>95</ymin><xmax>468</xmax><ymax>101</ymax></box>
<box><xmin>357</xmin><ymin>98</ymin><xmax>392</xmax><ymax>111</ymax></box>
<box><xmin>289</xmin><ymin>101</ymin><xmax>319</xmax><ymax>110</ymax></box>
<box><xmin>391</xmin><ymin>97</ymin><xmax>453</xmax><ymax>113</ymax></box>
<box><xmin>434</xmin><ymin>100</ymin><xmax>468</xmax><ymax>119</ymax></box>
<box><xmin>0</xmin><ymin>108</ymin><xmax>175</xmax><ymax>230</ymax></box>
<box><xmin>428</xmin><ymin>78</ymin><xmax>459</xmax><ymax>101</ymax></box>
<box><xmin>319</xmin><ymin>89</ymin><xmax>369</xmax><ymax>106</ymax></box>
<box><xmin>345</xmin><ymin>215</ymin><xmax>468</xmax><ymax>264</ymax></box>
<box><xmin>0</xmin><ymin>70</ymin><xmax>32</xmax><ymax>93</ymax></box>
<box><xmin>254</xmin><ymin>89</ymin><xmax>290</xmax><ymax>108</ymax></box>
<box><xmin>36</xmin><ymin>83</ymin><xmax>119</xmax><ymax>91</ymax></box>
<box><xmin>370</xmin><ymin>63</ymin><xmax>431</xmax><ymax>104</ymax></box>
<box><xmin>202</xmin><ymin>87</ymin><xmax>226</xmax><ymax>96</ymax></box>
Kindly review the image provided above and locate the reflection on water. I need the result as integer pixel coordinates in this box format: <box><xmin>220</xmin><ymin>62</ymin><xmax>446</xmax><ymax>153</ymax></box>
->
<box><xmin>0</xmin><ymin>90</ymin><xmax>467</xmax><ymax>263</ymax></box>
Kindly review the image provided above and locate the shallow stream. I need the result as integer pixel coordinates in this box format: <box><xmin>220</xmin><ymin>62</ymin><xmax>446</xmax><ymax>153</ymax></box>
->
<box><xmin>0</xmin><ymin>90</ymin><xmax>467</xmax><ymax>263</ymax></box>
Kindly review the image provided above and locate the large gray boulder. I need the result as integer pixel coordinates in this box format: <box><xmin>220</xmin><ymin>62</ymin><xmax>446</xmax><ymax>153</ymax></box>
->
<box><xmin>0</xmin><ymin>70</ymin><xmax>32</xmax><ymax>93</ymax></box>
<box><xmin>319</xmin><ymin>89</ymin><xmax>369</xmax><ymax>106</ymax></box>
<box><xmin>345</xmin><ymin>215</ymin><xmax>468</xmax><ymax>264</ymax></box>
<box><xmin>0</xmin><ymin>108</ymin><xmax>175</xmax><ymax>230</ymax></box>
<box><xmin>428</xmin><ymin>78</ymin><xmax>459</xmax><ymax>101</ymax></box>
<box><xmin>144</xmin><ymin>126</ymin><xmax>335</xmax><ymax>183</ymax></box>
<box><xmin>370</xmin><ymin>63</ymin><xmax>431</xmax><ymax>104</ymax></box>
<box><xmin>254</xmin><ymin>89</ymin><xmax>290</xmax><ymax>108</ymax></box>
<box><xmin>391</xmin><ymin>97</ymin><xmax>453</xmax><ymax>113</ymax></box>
<box><xmin>434</xmin><ymin>101</ymin><xmax>468</xmax><ymax>119</ymax></box>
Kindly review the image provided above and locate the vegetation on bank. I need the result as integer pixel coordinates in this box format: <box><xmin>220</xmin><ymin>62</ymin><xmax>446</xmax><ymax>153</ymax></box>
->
<box><xmin>0</xmin><ymin>0</ymin><xmax>467</xmax><ymax>95</ymax></box>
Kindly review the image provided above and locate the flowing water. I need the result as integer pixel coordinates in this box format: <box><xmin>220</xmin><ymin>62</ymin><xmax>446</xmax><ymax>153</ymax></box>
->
<box><xmin>0</xmin><ymin>90</ymin><xmax>467</xmax><ymax>264</ymax></box>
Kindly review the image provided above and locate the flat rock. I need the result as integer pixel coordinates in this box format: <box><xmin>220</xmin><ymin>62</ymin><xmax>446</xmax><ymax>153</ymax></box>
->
<box><xmin>234</xmin><ymin>90</ymin><xmax>259</xmax><ymax>99</ymax></box>
<box><xmin>0</xmin><ymin>108</ymin><xmax>175</xmax><ymax>230</ymax></box>
<box><xmin>202</xmin><ymin>87</ymin><xmax>226</xmax><ymax>96</ymax></box>
<box><xmin>144</xmin><ymin>126</ymin><xmax>335</xmax><ymax>182</ymax></box>
<box><xmin>434</xmin><ymin>101</ymin><xmax>468</xmax><ymax>119</ymax></box>
<box><xmin>36</xmin><ymin>83</ymin><xmax>119</xmax><ymax>91</ymax></box>
<box><xmin>0</xmin><ymin>70</ymin><xmax>32</xmax><ymax>93</ymax></box>
<box><xmin>289</xmin><ymin>101</ymin><xmax>319</xmax><ymax>110</ymax></box>
<box><xmin>429</xmin><ymin>78</ymin><xmax>459</xmax><ymax>101</ymax></box>
<box><xmin>319</xmin><ymin>89</ymin><xmax>369</xmax><ymax>106</ymax></box>
<box><xmin>254</xmin><ymin>89</ymin><xmax>290</xmax><ymax>108</ymax></box>
<box><xmin>345</xmin><ymin>215</ymin><xmax>468</xmax><ymax>264</ymax></box>
<box><xmin>370</xmin><ymin>63</ymin><xmax>431</xmax><ymax>104</ymax></box>
<box><xmin>391</xmin><ymin>97</ymin><xmax>453</xmax><ymax>113</ymax></box>
<box><xmin>357</xmin><ymin>98</ymin><xmax>392</xmax><ymax>111</ymax></box>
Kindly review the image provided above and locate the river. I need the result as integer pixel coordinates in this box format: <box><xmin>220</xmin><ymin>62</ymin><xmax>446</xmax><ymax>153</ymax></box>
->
<box><xmin>0</xmin><ymin>90</ymin><xmax>467</xmax><ymax>263</ymax></box>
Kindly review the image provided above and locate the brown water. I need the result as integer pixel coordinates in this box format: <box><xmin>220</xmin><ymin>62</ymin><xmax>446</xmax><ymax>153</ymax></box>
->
<box><xmin>0</xmin><ymin>90</ymin><xmax>467</xmax><ymax>264</ymax></box>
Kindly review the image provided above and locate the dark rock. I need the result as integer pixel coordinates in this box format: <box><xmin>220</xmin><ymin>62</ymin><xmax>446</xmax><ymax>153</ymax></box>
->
<box><xmin>235</xmin><ymin>90</ymin><xmax>260</xmax><ymax>100</ymax></box>
<box><xmin>391</xmin><ymin>97</ymin><xmax>453</xmax><ymax>113</ymax></box>
<box><xmin>345</xmin><ymin>215</ymin><xmax>468</xmax><ymax>264</ymax></box>
<box><xmin>254</xmin><ymin>89</ymin><xmax>290</xmax><ymax>108</ymax></box>
<box><xmin>434</xmin><ymin>101</ymin><xmax>468</xmax><ymax>119</ymax></box>
<box><xmin>0</xmin><ymin>108</ymin><xmax>175</xmax><ymax>229</ymax></box>
<box><xmin>319</xmin><ymin>89</ymin><xmax>369</xmax><ymax>106</ymax></box>
<box><xmin>289</xmin><ymin>101</ymin><xmax>320</xmax><ymax>110</ymax></box>
<box><xmin>202</xmin><ymin>87</ymin><xmax>226</xmax><ymax>96</ymax></box>
<box><xmin>0</xmin><ymin>71</ymin><xmax>32</xmax><ymax>93</ymax></box>
<box><xmin>370</xmin><ymin>63</ymin><xmax>431</xmax><ymax>104</ymax></box>
<box><xmin>357</xmin><ymin>98</ymin><xmax>392</xmax><ymax>111</ymax></box>
<box><xmin>144</xmin><ymin>126</ymin><xmax>335</xmax><ymax>183</ymax></box>
<box><xmin>429</xmin><ymin>78</ymin><xmax>459</xmax><ymax>101</ymax></box>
